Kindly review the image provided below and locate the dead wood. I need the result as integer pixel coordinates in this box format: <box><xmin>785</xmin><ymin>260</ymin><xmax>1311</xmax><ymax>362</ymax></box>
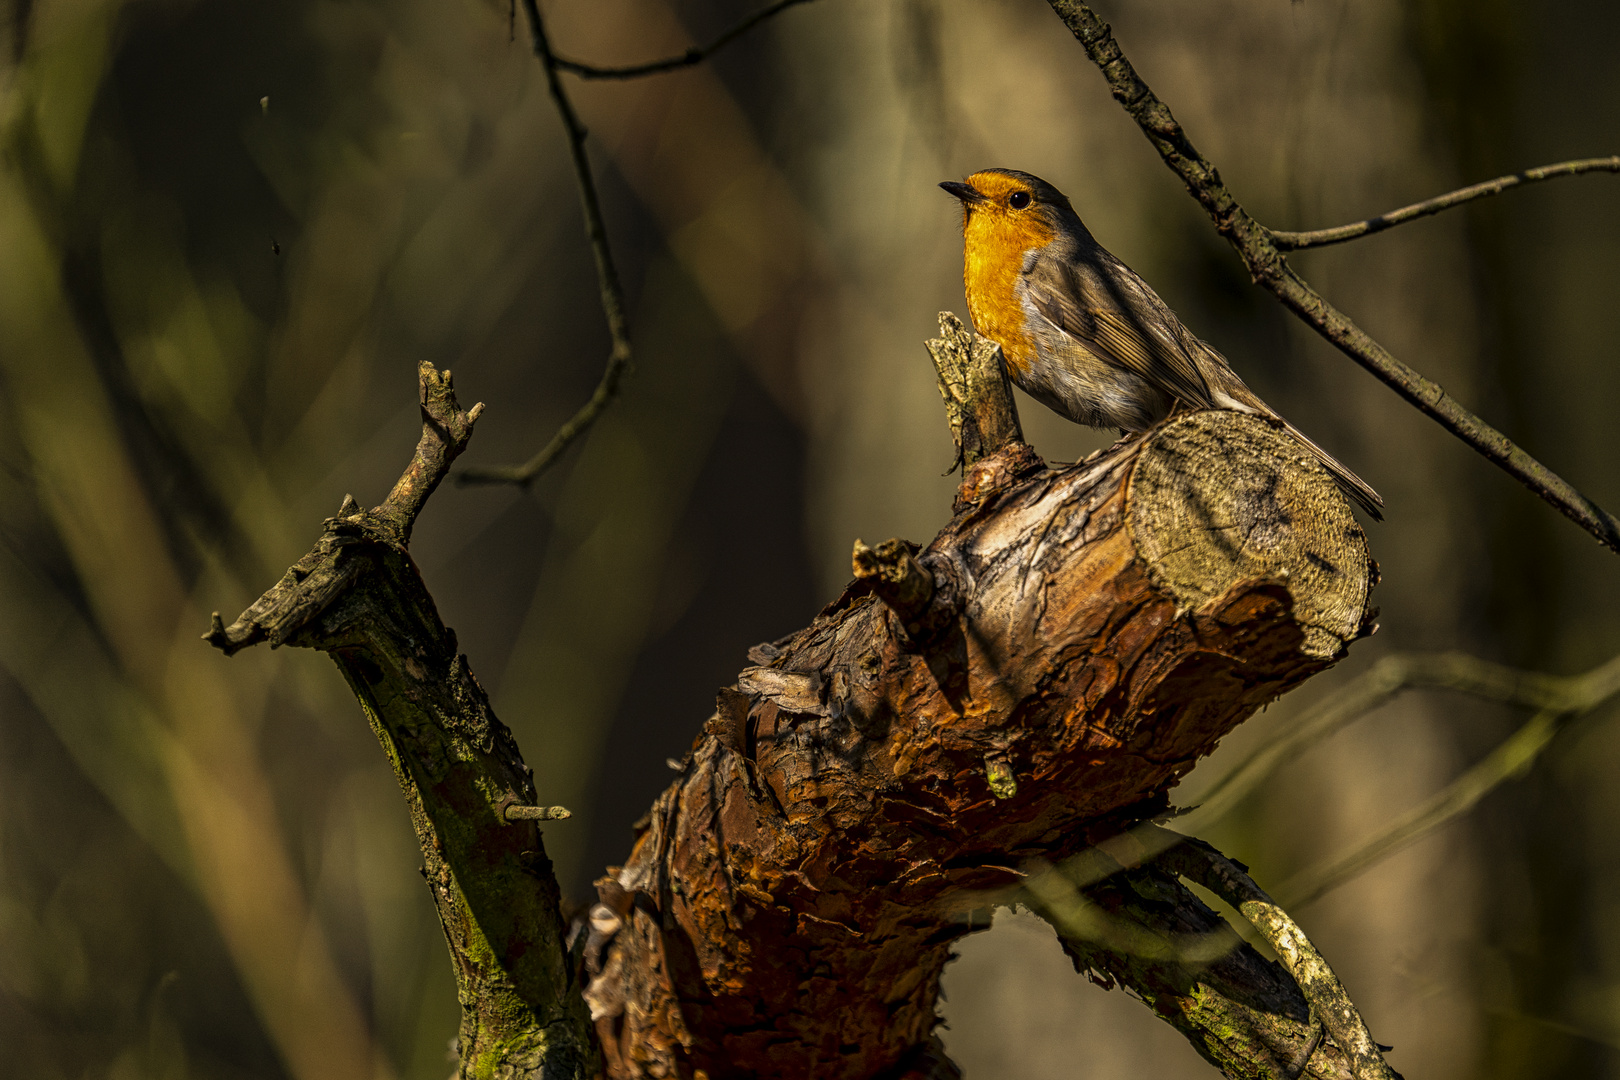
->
<box><xmin>1030</xmin><ymin>854</ymin><xmax>1356</xmax><ymax>1080</ymax></box>
<box><xmin>928</xmin><ymin>312</ymin><xmax>1024</xmax><ymax>471</ymax></box>
<box><xmin>207</xmin><ymin>365</ymin><xmax>597</xmax><ymax>1080</ymax></box>
<box><xmin>207</xmin><ymin>346</ymin><xmax>1381</xmax><ymax>1080</ymax></box>
<box><xmin>584</xmin><ymin>402</ymin><xmax>1375</xmax><ymax>1078</ymax></box>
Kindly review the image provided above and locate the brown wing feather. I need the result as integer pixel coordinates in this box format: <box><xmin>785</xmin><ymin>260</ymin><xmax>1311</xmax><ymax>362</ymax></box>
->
<box><xmin>1023</xmin><ymin>254</ymin><xmax>1214</xmax><ymax>409</ymax></box>
<box><xmin>1024</xmin><ymin>234</ymin><xmax>1385</xmax><ymax>519</ymax></box>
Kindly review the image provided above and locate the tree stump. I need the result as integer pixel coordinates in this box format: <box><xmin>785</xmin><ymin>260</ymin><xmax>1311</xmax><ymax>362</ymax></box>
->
<box><xmin>584</xmin><ymin>408</ymin><xmax>1376</xmax><ymax>1079</ymax></box>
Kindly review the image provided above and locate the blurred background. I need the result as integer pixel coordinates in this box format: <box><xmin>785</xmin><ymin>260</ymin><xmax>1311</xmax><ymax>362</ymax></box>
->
<box><xmin>0</xmin><ymin>0</ymin><xmax>1617</xmax><ymax>1076</ymax></box>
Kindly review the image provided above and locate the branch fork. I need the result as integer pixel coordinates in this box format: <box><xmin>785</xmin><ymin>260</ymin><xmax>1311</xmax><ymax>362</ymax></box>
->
<box><xmin>204</xmin><ymin>362</ymin><xmax>483</xmax><ymax>657</ymax></box>
<box><xmin>851</xmin><ymin>537</ymin><xmax>936</xmax><ymax>637</ymax></box>
<box><xmin>206</xmin><ymin>340</ymin><xmax>1402</xmax><ymax>1080</ymax></box>
<box><xmin>205</xmin><ymin>364</ymin><xmax>593</xmax><ymax>1080</ymax></box>
<box><xmin>1044</xmin><ymin>0</ymin><xmax>1620</xmax><ymax>552</ymax></box>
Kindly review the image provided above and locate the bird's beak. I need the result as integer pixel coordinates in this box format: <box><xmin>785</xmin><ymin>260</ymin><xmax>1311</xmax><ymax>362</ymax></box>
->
<box><xmin>939</xmin><ymin>180</ymin><xmax>986</xmax><ymax>206</ymax></box>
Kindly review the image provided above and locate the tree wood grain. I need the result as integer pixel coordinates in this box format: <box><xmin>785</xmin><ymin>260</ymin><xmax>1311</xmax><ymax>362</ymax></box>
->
<box><xmin>210</xmin><ymin>362</ymin><xmax>1377</xmax><ymax>1080</ymax></box>
<box><xmin>584</xmin><ymin>410</ymin><xmax>1374</xmax><ymax>1078</ymax></box>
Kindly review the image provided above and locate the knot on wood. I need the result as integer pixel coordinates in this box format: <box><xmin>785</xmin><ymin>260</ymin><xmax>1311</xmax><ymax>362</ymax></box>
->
<box><xmin>851</xmin><ymin>538</ymin><xmax>934</xmax><ymax>634</ymax></box>
<box><xmin>953</xmin><ymin>442</ymin><xmax>1047</xmax><ymax>514</ymax></box>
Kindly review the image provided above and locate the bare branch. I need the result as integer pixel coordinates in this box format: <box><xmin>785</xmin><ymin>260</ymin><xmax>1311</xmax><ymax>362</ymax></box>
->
<box><xmin>206</xmin><ymin>365</ymin><xmax>596</xmax><ymax>1079</ymax></box>
<box><xmin>379</xmin><ymin>364</ymin><xmax>485</xmax><ymax>539</ymax></box>
<box><xmin>1271</xmin><ymin>156</ymin><xmax>1620</xmax><ymax>251</ymax></box>
<box><xmin>1027</xmin><ymin>840</ymin><xmax>1359</xmax><ymax>1079</ymax></box>
<box><xmin>1065</xmin><ymin>651</ymin><xmax>1620</xmax><ymax>915</ymax></box>
<box><xmin>1042</xmin><ymin>0</ymin><xmax>1620</xmax><ymax>554</ymax></box>
<box><xmin>204</xmin><ymin>362</ymin><xmax>484</xmax><ymax>656</ymax></box>
<box><xmin>1177</xmin><ymin>652</ymin><xmax>1592</xmax><ymax>833</ymax></box>
<box><xmin>1275</xmin><ymin>654</ymin><xmax>1620</xmax><ymax>908</ymax></box>
<box><xmin>1278</xmin><ymin>708</ymin><xmax>1562</xmax><ymax>908</ymax></box>
<box><xmin>1161</xmin><ymin>833</ymin><xmax>1400</xmax><ymax>1080</ymax></box>
<box><xmin>458</xmin><ymin>0</ymin><xmax>633</xmax><ymax>488</ymax></box>
<box><xmin>554</xmin><ymin>0</ymin><xmax>819</xmax><ymax>80</ymax></box>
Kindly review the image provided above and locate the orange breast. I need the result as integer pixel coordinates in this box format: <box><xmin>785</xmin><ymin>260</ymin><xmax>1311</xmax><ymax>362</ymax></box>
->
<box><xmin>960</xmin><ymin>211</ymin><xmax>1055</xmax><ymax>380</ymax></box>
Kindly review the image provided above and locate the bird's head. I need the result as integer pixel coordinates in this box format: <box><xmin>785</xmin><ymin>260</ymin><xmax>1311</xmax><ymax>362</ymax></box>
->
<box><xmin>940</xmin><ymin>169</ymin><xmax>1076</xmax><ymax>257</ymax></box>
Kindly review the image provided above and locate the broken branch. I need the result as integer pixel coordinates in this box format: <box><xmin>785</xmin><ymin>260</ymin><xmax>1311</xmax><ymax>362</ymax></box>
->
<box><xmin>851</xmin><ymin>537</ymin><xmax>936</xmax><ymax>637</ymax></box>
<box><xmin>207</xmin><ymin>364</ymin><xmax>596</xmax><ymax>1080</ymax></box>
<box><xmin>582</xmin><ymin>406</ymin><xmax>1376</xmax><ymax>1077</ymax></box>
<box><xmin>926</xmin><ymin>311</ymin><xmax>1024</xmax><ymax>471</ymax></box>
<box><xmin>1160</xmin><ymin>833</ymin><xmax>1399</xmax><ymax>1080</ymax></box>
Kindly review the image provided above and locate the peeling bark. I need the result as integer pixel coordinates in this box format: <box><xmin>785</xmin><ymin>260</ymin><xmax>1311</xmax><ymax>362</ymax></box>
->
<box><xmin>209</xmin><ymin>357</ymin><xmax>1379</xmax><ymax>1080</ymax></box>
<box><xmin>585</xmin><ymin>409</ymin><xmax>1375</xmax><ymax>1079</ymax></box>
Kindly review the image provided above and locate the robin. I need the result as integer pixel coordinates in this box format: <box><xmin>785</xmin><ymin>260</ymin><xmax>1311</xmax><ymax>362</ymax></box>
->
<box><xmin>941</xmin><ymin>168</ymin><xmax>1383</xmax><ymax>519</ymax></box>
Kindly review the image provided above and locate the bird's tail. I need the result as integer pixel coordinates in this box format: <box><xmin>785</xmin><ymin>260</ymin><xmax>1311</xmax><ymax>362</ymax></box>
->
<box><xmin>1182</xmin><ymin>354</ymin><xmax>1382</xmax><ymax>518</ymax></box>
<box><xmin>1273</xmin><ymin>415</ymin><xmax>1384</xmax><ymax>521</ymax></box>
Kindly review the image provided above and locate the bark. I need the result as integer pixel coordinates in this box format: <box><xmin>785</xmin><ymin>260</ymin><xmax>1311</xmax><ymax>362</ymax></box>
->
<box><xmin>1031</xmin><ymin>855</ymin><xmax>1355</xmax><ymax>1080</ymax></box>
<box><xmin>1042</xmin><ymin>0</ymin><xmax>1620</xmax><ymax>554</ymax></box>
<box><xmin>582</xmin><ymin>352</ymin><xmax>1376</xmax><ymax>1075</ymax></box>
<box><xmin>208</xmin><ymin>339</ymin><xmax>1379</xmax><ymax>1080</ymax></box>
<box><xmin>207</xmin><ymin>365</ymin><xmax>598</xmax><ymax>1080</ymax></box>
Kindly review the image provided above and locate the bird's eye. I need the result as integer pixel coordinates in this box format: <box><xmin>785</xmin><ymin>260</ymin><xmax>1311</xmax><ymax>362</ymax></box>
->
<box><xmin>1009</xmin><ymin>191</ymin><xmax>1032</xmax><ymax>210</ymax></box>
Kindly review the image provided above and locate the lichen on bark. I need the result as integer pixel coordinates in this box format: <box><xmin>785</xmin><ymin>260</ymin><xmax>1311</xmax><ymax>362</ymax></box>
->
<box><xmin>209</xmin><ymin>353</ymin><xmax>1387</xmax><ymax>1080</ymax></box>
<box><xmin>207</xmin><ymin>364</ymin><xmax>597</xmax><ymax>1080</ymax></box>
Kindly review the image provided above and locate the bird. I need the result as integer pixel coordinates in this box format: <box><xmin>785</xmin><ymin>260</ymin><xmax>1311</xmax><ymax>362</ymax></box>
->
<box><xmin>940</xmin><ymin>168</ymin><xmax>1383</xmax><ymax>519</ymax></box>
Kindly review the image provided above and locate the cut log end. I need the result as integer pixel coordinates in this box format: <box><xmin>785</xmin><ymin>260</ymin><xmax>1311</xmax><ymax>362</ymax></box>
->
<box><xmin>1127</xmin><ymin>411</ymin><xmax>1373</xmax><ymax>658</ymax></box>
<box><xmin>585</xmin><ymin>408</ymin><xmax>1379</xmax><ymax>1079</ymax></box>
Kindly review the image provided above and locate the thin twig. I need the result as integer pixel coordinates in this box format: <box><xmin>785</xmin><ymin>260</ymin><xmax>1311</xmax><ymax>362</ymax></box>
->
<box><xmin>1043</xmin><ymin>0</ymin><xmax>1620</xmax><ymax>553</ymax></box>
<box><xmin>1177</xmin><ymin>652</ymin><xmax>1588</xmax><ymax>834</ymax></box>
<box><xmin>458</xmin><ymin>0</ymin><xmax>634</xmax><ymax>488</ymax></box>
<box><xmin>554</xmin><ymin>0</ymin><xmax>819</xmax><ymax>80</ymax></box>
<box><xmin>1275</xmin><ymin>654</ymin><xmax>1620</xmax><ymax>908</ymax></box>
<box><xmin>1271</xmin><ymin>156</ymin><xmax>1620</xmax><ymax>250</ymax></box>
<box><xmin>1113</xmin><ymin>652</ymin><xmax>1620</xmax><ymax>913</ymax></box>
<box><xmin>1278</xmin><ymin>709</ymin><xmax>1560</xmax><ymax>909</ymax></box>
<box><xmin>504</xmin><ymin>804</ymin><xmax>573</xmax><ymax>822</ymax></box>
<box><xmin>1160</xmin><ymin>833</ymin><xmax>1399</xmax><ymax>1080</ymax></box>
